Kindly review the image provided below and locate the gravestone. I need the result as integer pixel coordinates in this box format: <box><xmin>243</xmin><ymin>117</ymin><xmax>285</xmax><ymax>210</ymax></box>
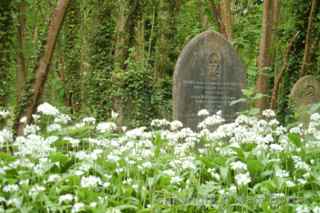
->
<box><xmin>173</xmin><ymin>31</ymin><xmax>246</xmax><ymax>130</ymax></box>
<box><xmin>290</xmin><ymin>75</ymin><xmax>320</xmax><ymax>124</ymax></box>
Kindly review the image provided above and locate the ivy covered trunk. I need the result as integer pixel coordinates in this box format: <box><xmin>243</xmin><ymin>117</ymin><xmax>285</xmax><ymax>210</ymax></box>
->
<box><xmin>112</xmin><ymin>0</ymin><xmax>129</xmax><ymax>124</ymax></box>
<box><xmin>64</xmin><ymin>0</ymin><xmax>81</xmax><ymax>113</ymax></box>
<box><xmin>87</xmin><ymin>0</ymin><xmax>115</xmax><ymax>120</ymax></box>
<box><xmin>16</xmin><ymin>0</ymin><xmax>28</xmax><ymax>103</ymax></box>
<box><xmin>0</xmin><ymin>0</ymin><xmax>14</xmax><ymax>107</ymax></box>
<box><xmin>113</xmin><ymin>0</ymin><xmax>146</xmax><ymax>126</ymax></box>
<box><xmin>153</xmin><ymin>0</ymin><xmax>181</xmax><ymax>119</ymax></box>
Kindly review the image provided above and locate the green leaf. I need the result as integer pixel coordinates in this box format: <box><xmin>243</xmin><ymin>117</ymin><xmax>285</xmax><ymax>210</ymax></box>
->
<box><xmin>234</xmin><ymin>148</ymin><xmax>245</xmax><ymax>161</ymax></box>
<box><xmin>242</xmin><ymin>88</ymin><xmax>255</xmax><ymax>97</ymax></box>
<box><xmin>0</xmin><ymin>152</ymin><xmax>16</xmax><ymax>162</ymax></box>
<box><xmin>219</xmin><ymin>166</ymin><xmax>231</xmax><ymax>183</ymax></box>
<box><xmin>253</xmin><ymin>93</ymin><xmax>267</xmax><ymax>100</ymax></box>
<box><xmin>117</xmin><ymin>204</ymin><xmax>138</xmax><ymax>210</ymax></box>
<box><xmin>49</xmin><ymin>152</ymin><xmax>69</xmax><ymax>163</ymax></box>
<box><xmin>288</xmin><ymin>133</ymin><xmax>302</xmax><ymax>147</ymax></box>
<box><xmin>247</xmin><ymin>157</ymin><xmax>264</xmax><ymax>175</ymax></box>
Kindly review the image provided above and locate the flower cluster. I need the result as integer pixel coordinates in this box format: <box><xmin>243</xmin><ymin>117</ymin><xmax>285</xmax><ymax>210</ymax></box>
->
<box><xmin>0</xmin><ymin>105</ymin><xmax>319</xmax><ymax>212</ymax></box>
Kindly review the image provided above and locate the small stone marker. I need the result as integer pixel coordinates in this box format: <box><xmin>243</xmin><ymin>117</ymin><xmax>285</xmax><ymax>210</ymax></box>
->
<box><xmin>173</xmin><ymin>31</ymin><xmax>246</xmax><ymax>130</ymax></box>
<box><xmin>290</xmin><ymin>75</ymin><xmax>320</xmax><ymax>123</ymax></box>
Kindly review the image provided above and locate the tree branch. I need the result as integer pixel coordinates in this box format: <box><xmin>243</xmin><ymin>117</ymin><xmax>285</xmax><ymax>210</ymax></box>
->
<box><xmin>299</xmin><ymin>0</ymin><xmax>318</xmax><ymax>77</ymax></box>
<box><xmin>14</xmin><ymin>0</ymin><xmax>70</xmax><ymax>136</ymax></box>
<box><xmin>270</xmin><ymin>32</ymin><xmax>299</xmax><ymax>109</ymax></box>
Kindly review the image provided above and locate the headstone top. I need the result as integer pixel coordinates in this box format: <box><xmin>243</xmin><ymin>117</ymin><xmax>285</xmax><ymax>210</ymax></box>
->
<box><xmin>290</xmin><ymin>75</ymin><xmax>320</xmax><ymax>109</ymax></box>
<box><xmin>289</xmin><ymin>75</ymin><xmax>320</xmax><ymax>125</ymax></box>
<box><xmin>173</xmin><ymin>31</ymin><xmax>246</xmax><ymax>130</ymax></box>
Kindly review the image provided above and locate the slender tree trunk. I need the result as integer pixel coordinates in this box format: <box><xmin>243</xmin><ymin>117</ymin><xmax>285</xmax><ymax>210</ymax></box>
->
<box><xmin>220</xmin><ymin>0</ymin><xmax>232</xmax><ymax>40</ymax></box>
<box><xmin>272</xmin><ymin>0</ymin><xmax>280</xmax><ymax>38</ymax></box>
<box><xmin>255</xmin><ymin>0</ymin><xmax>274</xmax><ymax>110</ymax></box>
<box><xmin>270</xmin><ymin>32</ymin><xmax>299</xmax><ymax>109</ymax></box>
<box><xmin>0</xmin><ymin>0</ymin><xmax>14</xmax><ymax>107</ymax></box>
<box><xmin>155</xmin><ymin>0</ymin><xmax>181</xmax><ymax>80</ymax></box>
<box><xmin>299</xmin><ymin>0</ymin><xmax>318</xmax><ymax>77</ymax></box>
<box><xmin>208</xmin><ymin>0</ymin><xmax>232</xmax><ymax>40</ymax></box>
<box><xmin>123</xmin><ymin>0</ymin><xmax>143</xmax><ymax>65</ymax></box>
<box><xmin>272</xmin><ymin>0</ymin><xmax>280</xmax><ymax>85</ymax></box>
<box><xmin>199</xmin><ymin>0</ymin><xmax>209</xmax><ymax>30</ymax></box>
<box><xmin>14</xmin><ymin>0</ymin><xmax>71</xmax><ymax>135</ymax></box>
<box><xmin>155</xmin><ymin>0</ymin><xmax>170</xmax><ymax>80</ymax></box>
<box><xmin>147</xmin><ymin>5</ymin><xmax>156</xmax><ymax>62</ymax></box>
<box><xmin>208</xmin><ymin>0</ymin><xmax>226</xmax><ymax>36</ymax></box>
<box><xmin>134</xmin><ymin>18</ymin><xmax>145</xmax><ymax>61</ymax></box>
<box><xmin>114</xmin><ymin>0</ymin><xmax>127</xmax><ymax>68</ymax></box>
<box><xmin>79</xmin><ymin>4</ymin><xmax>89</xmax><ymax>106</ymax></box>
<box><xmin>112</xmin><ymin>0</ymin><xmax>128</xmax><ymax>124</ymax></box>
<box><xmin>16</xmin><ymin>0</ymin><xmax>28</xmax><ymax>103</ymax></box>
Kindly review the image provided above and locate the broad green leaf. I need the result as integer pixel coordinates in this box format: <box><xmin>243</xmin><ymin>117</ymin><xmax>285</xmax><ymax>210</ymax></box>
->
<box><xmin>247</xmin><ymin>158</ymin><xmax>264</xmax><ymax>175</ymax></box>
<box><xmin>288</xmin><ymin>133</ymin><xmax>302</xmax><ymax>147</ymax></box>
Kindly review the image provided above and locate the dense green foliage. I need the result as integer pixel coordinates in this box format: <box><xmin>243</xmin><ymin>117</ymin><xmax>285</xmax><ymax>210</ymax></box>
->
<box><xmin>0</xmin><ymin>0</ymin><xmax>318</xmax><ymax>126</ymax></box>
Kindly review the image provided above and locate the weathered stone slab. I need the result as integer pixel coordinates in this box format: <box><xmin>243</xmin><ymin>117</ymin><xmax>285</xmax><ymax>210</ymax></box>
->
<box><xmin>173</xmin><ymin>31</ymin><xmax>246</xmax><ymax>130</ymax></box>
<box><xmin>290</xmin><ymin>75</ymin><xmax>320</xmax><ymax>124</ymax></box>
<box><xmin>290</xmin><ymin>75</ymin><xmax>320</xmax><ymax>107</ymax></box>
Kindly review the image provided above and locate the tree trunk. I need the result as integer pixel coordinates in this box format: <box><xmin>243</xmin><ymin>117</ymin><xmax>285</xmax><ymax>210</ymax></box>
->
<box><xmin>153</xmin><ymin>0</ymin><xmax>181</xmax><ymax>118</ymax></box>
<box><xmin>114</xmin><ymin>0</ymin><xmax>127</xmax><ymax>68</ymax></box>
<box><xmin>14</xmin><ymin>0</ymin><xmax>71</xmax><ymax>135</ymax></box>
<box><xmin>87</xmin><ymin>0</ymin><xmax>114</xmax><ymax>121</ymax></box>
<box><xmin>0</xmin><ymin>0</ymin><xmax>14</xmax><ymax>107</ymax></box>
<box><xmin>220</xmin><ymin>0</ymin><xmax>232</xmax><ymax>40</ymax></box>
<box><xmin>299</xmin><ymin>0</ymin><xmax>318</xmax><ymax>77</ymax></box>
<box><xmin>208</xmin><ymin>0</ymin><xmax>226</xmax><ymax>36</ymax></box>
<box><xmin>155</xmin><ymin>0</ymin><xmax>170</xmax><ymax>80</ymax></box>
<box><xmin>199</xmin><ymin>0</ymin><xmax>209</xmax><ymax>30</ymax></box>
<box><xmin>64</xmin><ymin>0</ymin><xmax>81</xmax><ymax>113</ymax></box>
<box><xmin>155</xmin><ymin>0</ymin><xmax>181</xmax><ymax>80</ymax></box>
<box><xmin>112</xmin><ymin>0</ymin><xmax>144</xmax><ymax>124</ymax></box>
<box><xmin>272</xmin><ymin>0</ymin><xmax>280</xmax><ymax>85</ymax></box>
<box><xmin>134</xmin><ymin>18</ymin><xmax>145</xmax><ymax>61</ymax></box>
<box><xmin>16</xmin><ymin>0</ymin><xmax>28</xmax><ymax>103</ymax></box>
<box><xmin>270</xmin><ymin>32</ymin><xmax>299</xmax><ymax>109</ymax></box>
<box><xmin>255</xmin><ymin>0</ymin><xmax>274</xmax><ymax>110</ymax></box>
<box><xmin>123</xmin><ymin>0</ymin><xmax>143</xmax><ymax>65</ymax></box>
<box><xmin>112</xmin><ymin>0</ymin><xmax>128</xmax><ymax>125</ymax></box>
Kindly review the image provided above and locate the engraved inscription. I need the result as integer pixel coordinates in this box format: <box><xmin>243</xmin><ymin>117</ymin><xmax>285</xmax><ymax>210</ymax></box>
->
<box><xmin>207</xmin><ymin>51</ymin><xmax>221</xmax><ymax>80</ymax></box>
<box><xmin>182</xmin><ymin>80</ymin><xmax>240</xmax><ymax>121</ymax></box>
<box><xmin>303</xmin><ymin>85</ymin><xmax>315</xmax><ymax>98</ymax></box>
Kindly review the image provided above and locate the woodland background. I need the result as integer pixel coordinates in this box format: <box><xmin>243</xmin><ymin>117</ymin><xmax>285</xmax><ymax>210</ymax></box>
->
<box><xmin>0</xmin><ymin>0</ymin><xmax>320</xmax><ymax>130</ymax></box>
